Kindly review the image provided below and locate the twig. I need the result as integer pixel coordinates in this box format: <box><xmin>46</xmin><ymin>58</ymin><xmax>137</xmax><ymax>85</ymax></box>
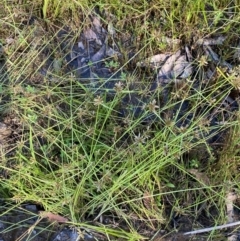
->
<box><xmin>184</xmin><ymin>221</ymin><xmax>240</xmax><ymax>236</ymax></box>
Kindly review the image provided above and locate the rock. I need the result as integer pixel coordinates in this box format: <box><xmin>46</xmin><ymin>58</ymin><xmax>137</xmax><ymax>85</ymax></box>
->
<box><xmin>51</xmin><ymin>228</ymin><xmax>79</xmax><ymax>241</ymax></box>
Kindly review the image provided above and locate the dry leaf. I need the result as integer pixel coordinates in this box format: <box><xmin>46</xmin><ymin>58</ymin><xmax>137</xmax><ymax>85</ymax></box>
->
<box><xmin>84</xmin><ymin>28</ymin><xmax>102</xmax><ymax>45</ymax></box>
<box><xmin>91</xmin><ymin>44</ymin><xmax>106</xmax><ymax>63</ymax></box>
<box><xmin>0</xmin><ymin>122</ymin><xmax>12</xmax><ymax>142</ymax></box>
<box><xmin>188</xmin><ymin>169</ymin><xmax>210</xmax><ymax>185</ymax></box>
<box><xmin>203</xmin><ymin>45</ymin><xmax>219</xmax><ymax>61</ymax></box>
<box><xmin>92</xmin><ymin>16</ymin><xmax>102</xmax><ymax>33</ymax></box>
<box><xmin>161</xmin><ymin>36</ymin><xmax>181</xmax><ymax>48</ymax></box>
<box><xmin>106</xmin><ymin>47</ymin><xmax>120</xmax><ymax>57</ymax></box>
<box><xmin>78</xmin><ymin>41</ymin><xmax>85</xmax><ymax>50</ymax></box>
<box><xmin>179</xmin><ymin>46</ymin><xmax>193</xmax><ymax>78</ymax></box>
<box><xmin>157</xmin><ymin>50</ymin><xmax>181</xmax><ymax>81</ymax></box>
<box><xmin>196</xmin><ymin>36</ymin><xmax>226</xmax><ymax>45</ymax></box>
<box><xmin>6</xmin><ymin>37</ymin><xmax>15</xmax><ymax>45</ymax></box>
<box><xmin>179</xmin><ymin>63</ymin><xmax>193</xmax><ymax>79</ymax></box>
<box><xmin>107</xmin><ymin>21</ymin><xmax>116</xmax><ymax>35</ymax></box>
<box><xmin>204</xmin><ymin>46</ymin><xmax>232</xmax><ymax>69</ymax></box>
<box><xmin>137</xmin><ymin>53</ymin><xmax>170</xmax><ymax>68</ymax></box>
<box><xmin>226</xmin><ymin>191</ymin><xmax>237</xmax><ymax>223</ymax></box>
<box><xmin>171</xmin><ymin>55</ymin><xmax>188</xmax><ymax>78</ymax></box>
<box><xmin>143</xmin><ymin>191</ymin><xmax>158</xmax><ymax>211</ymax></box>
<box><xmin>39</xmin><ymin>211</ymin><xmax>68</xmax><ymax>223</ymax></box>
<box><xmin>185</xmin><ymin>46</ymin><xmax>193</xmax><ymax>62</ymax></box>
<box><xmin>233</xmin><ymin>43</ymin><xmax>240</xmax><ymax>62</ymax></box>
<box><xmin>228</xmin><ymin>234</ymin><xmax>238</xmax><ymax>241</ymax></box>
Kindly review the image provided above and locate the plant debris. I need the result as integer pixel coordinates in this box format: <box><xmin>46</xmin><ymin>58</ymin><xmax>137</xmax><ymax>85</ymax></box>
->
<box><xmin>39</xmin><ymin>211</ymin><xmax>69</xmax><ymax>223</ymax></box>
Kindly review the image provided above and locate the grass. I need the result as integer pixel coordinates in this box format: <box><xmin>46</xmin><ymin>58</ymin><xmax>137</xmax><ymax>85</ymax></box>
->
<box><xmin>0</xmin><ymin>0</ymin><xmax>240</xmax><ymax>240</ymax></box>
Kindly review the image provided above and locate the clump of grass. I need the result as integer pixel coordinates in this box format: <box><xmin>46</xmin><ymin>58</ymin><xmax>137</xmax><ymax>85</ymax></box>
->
<box><xmin>0</xmin><ymin>0</ymin><xmax>240</xmax><ymax>240</ymax></box>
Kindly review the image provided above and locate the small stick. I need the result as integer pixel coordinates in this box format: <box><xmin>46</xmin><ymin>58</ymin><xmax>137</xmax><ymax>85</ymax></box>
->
<box><xmin>184</xmin><ymin>221</ymin><xmax>240</xmax><ymax>236</ymax></box>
